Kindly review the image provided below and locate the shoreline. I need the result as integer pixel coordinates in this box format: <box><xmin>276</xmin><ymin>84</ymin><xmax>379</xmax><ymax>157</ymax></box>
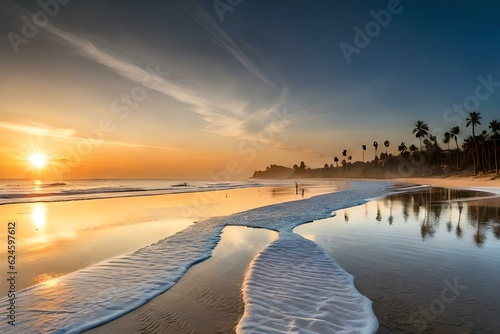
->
<box><xmin>0</xmin><ymin>180</ymin><xmax>389</xmax><ymax>333</ymax></box>
<box><xmin>85</xmin><ymin>226</ymin><xmax>277</xmax><ymax>334</ymax></box>
<box><xmin>5</xmin><ymin>178</ymin><xmax>498</xmax><ymax>332</ymax></box>
<box><xmin>392</xmin><ymin>175</ymin><xmax>500</xmax><ymax>190</ymax></box>
<box><xmin>89</xmin><ymin>177</ymin><xmax>500</xmax><ymax>334</ymax></box>
<box><xmin>1</xmin><ymin>183</ymin><xmax>338</xmax><ymax>296</ymax></box>
<box><xmin>0</xmin><ymin>182</ymin><xmax>282</xmax><ymax>206</ymax></box>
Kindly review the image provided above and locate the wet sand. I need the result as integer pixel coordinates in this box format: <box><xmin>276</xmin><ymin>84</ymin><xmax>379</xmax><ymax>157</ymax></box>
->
<box><xmin>394</xmin><ymin>176</ymin><xmax>500</xmax><ymax>190</ymax></box>
<box><xmin>16</xmin><ymin>177</ymin><xmax>499</xmax><ymax>332</ymax></box>
<box><xmin>86</xmin><ymin>226</ymin><xmax>276</xmax><ymax>334</ymax></box>
<box><xmin>83</xmin><ymin>178</ymin><xmax>498</xmax><ymax>334</ymax></box>
<box><xmin>295</xmin><ymin>184</ymin><xmax>500</xmax><ymax>334</ymax></box>
<box><xmin>0</xmin><ymin>182</ymin><xmax>339</xmax><ymax>295</ymax></box>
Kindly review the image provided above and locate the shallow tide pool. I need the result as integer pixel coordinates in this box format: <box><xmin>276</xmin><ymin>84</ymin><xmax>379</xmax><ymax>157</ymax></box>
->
<box><xmin>295</xmin><ymin>187</ymin><xmax>500</xmax><ymax>333</ymax></box>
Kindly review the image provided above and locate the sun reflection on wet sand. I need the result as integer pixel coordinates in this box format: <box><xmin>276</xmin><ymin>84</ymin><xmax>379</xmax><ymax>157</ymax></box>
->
<box><xmin>0</xmin><ymin>182</ymin><xmax>341</xmax><ymax>295</ymax></box>
<box><xmin>31</xmin><ymin>203</ymin><xmax>46</xmax><ymax>230</ymax></box>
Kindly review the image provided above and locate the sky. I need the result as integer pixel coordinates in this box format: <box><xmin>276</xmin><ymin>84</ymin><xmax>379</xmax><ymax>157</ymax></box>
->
<box><xmin>1</xmin><ymin>0</ymin><xmax>500</xmax><ymax>180</ymax></box>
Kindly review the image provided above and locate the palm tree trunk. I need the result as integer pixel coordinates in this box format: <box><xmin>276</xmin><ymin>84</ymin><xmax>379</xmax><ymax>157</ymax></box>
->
<box><xmin>471</xmin><ymin>151</ymin><xmax>477</xmax><ymax>175</ymax></box>
<box><xmin>483</xmin><ymin>146</ymin><xmax>488</xmax><ymax>172</ymax></box>
<box><xmin>455</xmin><ymin>138</ymin><xmax>460</xmax><ymax>170</ymax></box>
<box><xmin>472</xmin><ymin>126</ymin><xmax>479</xmax><ymax>174</ymax></box>
<box><xmin>495</xmin><ymin>138</ymin><xmax>498</xmax><ymax>174</ymax></box>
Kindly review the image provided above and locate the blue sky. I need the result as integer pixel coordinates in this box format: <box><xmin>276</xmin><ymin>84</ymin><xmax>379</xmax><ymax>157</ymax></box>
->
<box><xmin>1</xmin><ymin>0</ymin><xmax>500</xmax><ymax>178</ymax></box>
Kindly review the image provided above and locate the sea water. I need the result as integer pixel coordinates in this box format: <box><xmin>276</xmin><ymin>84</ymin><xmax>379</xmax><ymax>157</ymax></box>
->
<box><xmin>0</xmin><ymin>180</ymin><xmax>389</xmax><ymax>333</ymax></box>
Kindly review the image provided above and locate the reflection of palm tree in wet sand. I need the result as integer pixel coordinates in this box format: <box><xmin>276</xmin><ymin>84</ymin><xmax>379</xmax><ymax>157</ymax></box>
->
<box><xmin>388</xmin><ymin>198</ymin><xmax>394</xmax><ymax>225</ymax></box>
<box><xmin>473</xmin><ymin>202</ymin><xmax>486</xmax><ymax>247</ymax></box>
<box><xmin>420</xmin><ymin>188</ymin><xmax>435</xmax><ymax>239</ymax></box>
<box><xmin>446</xmin><ymin>191</ymin><xmax>453</xmax><ymax>232</ymax></box>
<box><xmin>456</xmin><ymin>202</ymin><xmax>463</xmax><ymax>238</ymax></box>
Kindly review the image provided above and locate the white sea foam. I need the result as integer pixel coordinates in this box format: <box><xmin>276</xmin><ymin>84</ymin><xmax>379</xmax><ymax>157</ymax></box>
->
<box><xmin>237</xmin><ymin>233</ymin><xmax>378</xmax><ymax>334</ymax></box>
<box><xmin>0</xmin><ymin>180</ymin><xmax>392</xmax><ymax>333</ymax></box>
<box><xmin>0</xmin><ymin>179</ymin><xmax>275</xmax><ymax>205</ymax></box>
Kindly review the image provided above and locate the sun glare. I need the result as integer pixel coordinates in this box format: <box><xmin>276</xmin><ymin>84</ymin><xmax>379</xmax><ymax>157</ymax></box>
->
<box><xmin>29</xmin><ymin>153</ymin><xmax>48</xmax><ymax>169</ymax></box>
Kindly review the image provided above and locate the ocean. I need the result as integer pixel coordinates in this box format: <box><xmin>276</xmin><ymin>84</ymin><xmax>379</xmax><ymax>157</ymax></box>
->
<box><xmin>0</xmin><ymin>179</ymin><xmax>379</xmax><ymax>333</ymax></box>
<box><xmin>0</xmin><ymin>179</ymin><xmax>274</xmax><ymax>205</ymax></box>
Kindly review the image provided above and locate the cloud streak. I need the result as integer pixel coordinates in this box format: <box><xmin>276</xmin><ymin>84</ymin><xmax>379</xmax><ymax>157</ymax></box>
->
<box><xmin>0</xmin><ymin>121</ymin><xmax>75</xmax><ymax>139</ymax></box>
<box><xmin>41</xmin><ymin>18</ymin><xmax>296</xmax><ymax>143</ymax></box>
<box><xmin>177</xmin><ymin>0</ymin><xmax>279</xmax><ymax>89</ymax></box>
<box><xmin>3</xmin><ymin>2</ymin><xmax>312</xmax><ymax>152</ymax></box>
<box><xmin>0</xmin><ymin>120</ymin><xmax>181</xmax><ymax>151</ymax></box>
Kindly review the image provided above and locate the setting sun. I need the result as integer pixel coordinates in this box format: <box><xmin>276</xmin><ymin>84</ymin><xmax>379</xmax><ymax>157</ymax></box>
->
<box><xmin>29</xmin><ymin>153</ymin><xmax>48</xmax><ymax>169</ymax></box>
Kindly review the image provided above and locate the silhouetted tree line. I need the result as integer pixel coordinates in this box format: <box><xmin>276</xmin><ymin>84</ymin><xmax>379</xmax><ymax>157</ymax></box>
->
<box><xmin>291</xmin><ymin>112</ymin><xmax>499</xmax><ymax>179</ymax></box>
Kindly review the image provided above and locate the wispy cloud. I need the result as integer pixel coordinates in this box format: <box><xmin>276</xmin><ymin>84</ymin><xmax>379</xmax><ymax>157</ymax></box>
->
<box><xmin>0</xmin><ymin>121</ymin><xmax>75</xmax><ymax>138</ymax></box>
<box><xmin>44</xmin><ymin>21</ymin><xmax>290</xmax><ymax>137</ymax></box>
<box><xmin>177</xmin><ymin>0</ymin><xmax>279</xmax><ymax>89</ymax></box>
<box><xmin>102</xmin><ymin>141</ymin><xmax>183</xmax><ymax>151</ymax></box>
<box><xmin>4</xmin><ymin>2</ymin><xmax>300</xmax><ymax>147</ymax></box>
<box><xmin>0</xmin><ymin>120</ymin><xmax>180</xmax><ymax>151</ymax></box>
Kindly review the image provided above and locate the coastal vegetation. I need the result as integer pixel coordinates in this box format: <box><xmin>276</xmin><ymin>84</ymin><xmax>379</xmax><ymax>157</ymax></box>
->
<box><xmin>254</xmin><ymin>112</ymin><xmax>499</xmax><ymax>179</ymax></box>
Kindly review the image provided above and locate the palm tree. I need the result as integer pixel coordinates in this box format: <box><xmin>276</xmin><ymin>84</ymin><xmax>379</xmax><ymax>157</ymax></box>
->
<box><xmin>373</xmin><ymin>141</ymin><xmax>378</xmax><ymax>159</ymax></box>
<box><xmin>384</xmin><ymin>140</ymin><xmax>390</xmax><ymax>157</ymax></box>
<box><xmin>398</xmin><ymin>142</ymin><xmax>407</xmax><ymax>155</ymax></box>
<box><xmin>478</xmin><ymin>130</ymin><xmax>489</xmax><ymax>172</ymax></box>
<box><xmin>413</xmin><ymin>120</ymin><xmax>429</xmax><ymax>151</ymax></box>
<box><xmin>429</xmin><ymin>134</ymin><xmax>438</xmax><ymax>148</ymax></box>
<box><xmin>334</xmin><ymin>156</ymin><xmax>339</xmax><ymax>167</ymax></box>
<box><xmin>462</xmin><ymin>136</ymin><xmax>476</xmax><ymax>173</ymax></box>
<box><xmin>423</xmin><ymin>138</ymin><xmax>432</xmax><ymax>151</ymax></box>
<box><xmin>466</xmin><ymin>111</ymin><xmax>482</xmax><ymax>173</ymax></box>
<box><xmin>443</xmin><ymin>132</ymin><xmax>451</xmax><ymax>150</ymax></box>
<box><xmin>489</xmin><ymin>119</ymin><xmax>499</xmax><ymax>174</ymax></box>
<box><xmin>443</xmin><ymin>132</ymin><xmax>452</xmax><ymax>169</ymax></box>
<box><xmin>342</xmin><ymin>150</ymin><xmax>348</xmax><ymax>171</ymax></box>
<box><xmin>450</xmin><ymin>126</ymin><xmax>460</xmax><ymax>169</ymax></box>
<box><xmin>466</xmin><ymin>111</ymin><xmax>481</xmax><ymax>137</ymax></box>
<box><xmin>450</xmin><ymin>126</ymin><xmax>460</xmax><ymax>149</ymax></box>
<box><xmin>362</xmin><ymin>145</ymin><xmax>367</xmax><ymax>162</ymax></box>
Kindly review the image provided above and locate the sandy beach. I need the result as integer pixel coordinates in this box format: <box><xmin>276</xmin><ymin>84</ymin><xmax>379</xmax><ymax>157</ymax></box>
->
<box><xmin>84</xmin><ymin>177</ymin><xmax>500</xmax><ymax>334</ymax></box>
<box><xmin>0</xmin><ymin>182</ymin><xmax>340</xmax><ymax>296</ymax></box>
<box><xmin>86</xmin><ymin>226</ymin><xmax>276</xmax><ymax>334</ymax></box>
<box><xmin>394</xmin><ymin>175</ymin><xmax>500</xmax><ymax>190</ymax></box>
<box><xmin>2</xmin><ymin>177</ymin><xmax>498</xmax><ymax>333</ymax></box>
